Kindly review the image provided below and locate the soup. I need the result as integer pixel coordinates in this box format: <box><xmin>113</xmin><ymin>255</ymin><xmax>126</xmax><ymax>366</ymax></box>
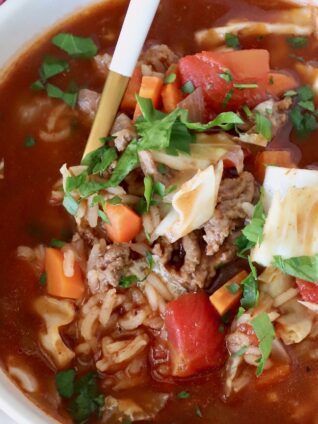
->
<box><xmin>1</xmin><ymin>0</ymin><xmax>318</xmax><ymax>423</ymax></box>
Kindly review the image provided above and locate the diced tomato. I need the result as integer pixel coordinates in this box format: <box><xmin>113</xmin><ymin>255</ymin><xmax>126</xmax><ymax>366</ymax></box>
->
<box><xmin>296</xmin><ymin>278</ymin><xmax>318</xmax><ymax>303</ymax></box>
<box><xmin>237</xmin><ymin>323</ymin><xmax>259</xmax><ymax>346</ymax></box>
<box><xmin>178</xmin><ymin>49</ymin><xmax>298</xmax><ymax>114</ymax></box>
<box><xmin>165</xmin><ymin>292</ymin><xmax>225</xmax><ymax>377</ymax></box>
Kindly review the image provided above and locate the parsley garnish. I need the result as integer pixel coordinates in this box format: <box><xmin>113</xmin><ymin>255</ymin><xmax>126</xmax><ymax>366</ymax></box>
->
<box><xmin>272</xmin><ymin>254</ymin><xmax>318</xmax><ymax>283</ymax></box>
<box><xmin>227</xmin><ymin>283</ymin><xmax>240</xmax><ymax>294</ymax></box>
<box><xmin>284</xmin><ymin>90</ymin><xmax>297</xmax><ymax>97</ymax></box>
<box><xmin>107</xmin><ymin>196</ymin><xmax>122</xmax><ymax>205</ymax></box>
<box><xmin>287</xmin><ymin>36</ymin><xmax>308</xmax><ymax>49</ymax></box>
<box><xmin>24</xmin><ymin>135</ymin><xmax>36</xmax><ymax>148</ymax></box>
<box><xmin>290</xmin><ymin>85</ymin><xmax>317</xmax><ymax>137</ymax></box>
<box><xmin>31</xmin><ymin>80</ymin><xmax>45</xmax><ymax>91</ymax></box>
<box><xmin>49</xmin><ymin>239</ymin><xmax>65</xmax><ymax>248</ymax></box>
<box><xmin>223</xmin><ymin>88</ymin><xmax>234</xmax><ymax>108</ymax></box>
<box><xmin>181</xmin><ymin>81</ymin><xmax>195</xmax><ymax>94</ymax></box>
<box><xmin>119</xmin><ymin>275</ymin><xmax>139</xmax><ymax>288</ymax></box>
<box><xmin>225</xmin><ymin>33</ymin><xmax>240</xmax><ymax>49</ymax></box>
<box><xmin>52</xmin><ymin>33</ymin><xmax>98</xmax><ymax>58</ymax></box>
<box><xmin>39</xmin><ymin>56</ymin><xmax>69</xmax><ymax>82</ymax></box>
<box><xmin>177</xmin><ymin>391</ymin><xmax>190</xmax><ymax>399</ymax></box>
<box><xmin>164</xmin><ymin>73</ymin><xmax>177</xmax><ymax>84</ymax></box>
<box><xmin>46</xmin><ymin>83</ymin><xmax>78</xmax><ymax>108</ymax></box>
<box><xmin>39</xmin><ymin>271</ymin><xmax>47</xmax><ymax>287</ymax></box>
<box><xmin>240</xmin><ymin>257</ymin><xmax>259</xmax><ymax>310</ymax></box>
<box><xmin>251</xmin><ymin>313</ymin><xmax>275</xmax><ymax>376</ymax></box>
<box><xmin>63</xmin><ymin>193</ymin><xmax>79</xmax><ymax>216</ymax></box>
<box><xmin>219</xmin><ymin>70</ymin><xmax>233</xmax><ymax>82</ymax></box>
<box><xmin>56</xmin><ymin>369</ymin><xmax>76</xmax><ymax>399</ymax></box>
<box><xmin>98</xmin><ymin>210</ymin><xmax>110</xmax><ymax>223</ymax></box>
<box><xmin>82</xmin><ymin>145</ymin><xmax>117</xmax><ymax>175</ymax></box>
<box><xmin>146</xmin><ymin>251</ymin><xmax>155</xmax><ymax>271</ymax></box>
<box><xmin>255</xmin><ymin>111</ymin><xmax>272</xmax><ymax>141</ymax></box>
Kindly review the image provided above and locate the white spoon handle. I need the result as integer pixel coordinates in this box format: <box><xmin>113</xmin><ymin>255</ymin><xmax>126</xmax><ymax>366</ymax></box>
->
<box><xmin>110</xmin><ymin>0</ymin><xmax>160</xmax><ymax>77</ymax></box>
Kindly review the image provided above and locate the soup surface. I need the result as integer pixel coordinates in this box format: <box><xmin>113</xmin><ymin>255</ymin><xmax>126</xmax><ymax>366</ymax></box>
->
<box><xmin>1</xmin><ymin>0</ymin><xmax>318</xmax><ymax>423</ymax></box>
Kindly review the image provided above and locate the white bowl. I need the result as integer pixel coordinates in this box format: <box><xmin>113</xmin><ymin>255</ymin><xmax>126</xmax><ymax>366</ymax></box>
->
<box><xmin>0</xmin><ymin>2</ymin><xmax>101</xmax><ymax>422</ymax></box>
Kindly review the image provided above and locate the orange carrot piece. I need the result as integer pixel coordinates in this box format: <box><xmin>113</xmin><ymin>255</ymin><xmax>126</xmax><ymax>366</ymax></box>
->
<box><xmin>104</xmin><ymin>203</ymin><xmax>142</xmax><ymax>243</ymax></box>
<box><xmin>161</xmin><ymin>65</ymin><xmax>183</xmax><ymax>113</ymax></box>
<box><xmin>254</xmin><ymin>150</ymin><xmax>296</xmax><ymax>183</ymax></box>
<box><xmin>45</xmin><ymin>247</ymin><xmax>85</xmax><ymax>300</ymax></box>
<box><xmin>266</xmin><ymin>72</ymin><xmax>298</xmax><ymax>97</ymax></box>
<box><xmin>133</xmin><ymin>75</ymin><xmax>164</xmax><ymax>120</ymax></box>
<box><xmin>256</xmin><ymin>363</ymin><xmax>290</xmax><ymax>388</ymax></box>
<box><xmin>209</xmin><ymin>271</ymin><xmax>248</xmax><ymax>316</ymax></box>
<box><xmin>121</xmin><ymin>66</ymin><xmax>143</xmax><ymax>113</ymax></box>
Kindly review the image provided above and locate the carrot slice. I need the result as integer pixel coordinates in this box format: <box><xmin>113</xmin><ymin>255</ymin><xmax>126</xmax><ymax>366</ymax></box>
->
<box><xmin>256</xmin><ymin>363</ymin><xmax>290</xmax><ymax>388</ymax></box>
<box><xmin>121</xmin><ymin>66</ymin><xmax>143</xmax><ymax>113</ymax></box>
<box><xmin>161</xmin><ymin>65</ymin><xmax>183</xmax><ymax>113</ymax></box>
<box><xmin>266</xmin><ymin>72</ymin><xmax>298</xmax><ymax>97</ymax></box>
<box><xmin>254</xmin><ymin>150</ymin><xmax>296</xmax><ymax>183</ymax></box>
<box><xmin>133</xmin><ymin>75</ymin><xmax>164</xmax><ymax>120</ymax></box>
<box><xmin>45</xmin><ymin>247</ymin><xmax>85</xmax><ymax>300</ymax></box>
<box><xmin>209</xmin><ymin>271</ymin><xmax>248</xmax><ymax>316</ymax></box>
<box><xmin>104</xmin><ymin>203</ymin><xmax>142</xmax><ymax>243</ymax></box>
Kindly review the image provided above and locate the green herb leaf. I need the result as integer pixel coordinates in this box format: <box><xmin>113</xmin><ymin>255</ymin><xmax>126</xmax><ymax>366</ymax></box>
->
<box><xmin>56</xmin><ymin>369</ymin><xmax>76</xmax><ymax>399</ymax></box>
<box><xmin>284</xmin><ymin>90</ymin><xmax>298</xmax><ymax>97</ymax></box>
<box><xmin>46</xmin><ymin>83</ymin><xmax>78</xmax><ymax>108</ymax></box>
<box><xmin>290</xmin><ymin>106</ymin><xmax>317</xmax><ymax>137</ymax></box>
<box><xmin>31</xmin><ymin>80</ymin><xmax>45</xmax><ymax>91</ymax></box>
<box><xmin>235</xmin><ymin>233</ymin><xmax>255</xmax><ymax>258</ymax></box>
<box><xmin>39</xmin><ymin>271</ymin><xmax>47</xmax><ymax>287</ymax></box>
<box><xmin>181</xmin><ymin>80</ymin><xmax>195</xmax><ymax>94</ymax></box>
<box><xmin>177</xmin><ymin>391</ymin><xmax>190</xmax><ymax>399</ymax></box>
<box><xmin>240</xmin><ymin>273</ymin><xmax>258</xmax><ymax>309</ymax></box>
<box><xmin>227</xmin><ymin>283</ymin><xmax>240</xmax><ymax>294</ymax></box>
<box><xmin>251</xmin><ymin>313</ymin><xmax>275</xmax><ymax>376</ymax></box>
<box><xmin>223</xmin><ymin>88</ymin><xmax>234</xmax><ymax>108</ymax></box>
<box><xmin>39</xmin><ymin>56</ymin><xmax>69</xmax><ymax>82</ymax></box>
<box><xmin>164</xmin><ymin>73</ymin><xmax>177</xmax><ymax>84</ymax></box>
<box><xmin>82</xmin><ymin>146</ymin><xmax>117</xmax><ymax>174</ymax></box>
<box><xmin>255</xmin><ymin>112</ymin><xmax>272</xmax><ymax>141</ymax></box>
<box><xmin>242</xmin><ymin>201</ymin><xmax>265</xmax><ymax>245</ymax></box>
<box><xmin>119</xmin><ymin>275</ymin><xmax>139</xmax><ymax>288</ymax></box>
<box><xmin>219</xmin><ymin>70</ymin><xmax>233</xmax><ymax>82</ymax></box>
<box><xmin>146</xmin><ymin>251</ymin><xmax>155</xmax><ymax>271</ymax></box>
<box><xmin>144</xmin><ymin>175</ymin><xmax>154</xmax><ymax>212</ymax></box>
<box><xmin>107</xmin><ymin>196</ymin><xmax>122</xmax><ymax>205</ymax></box>
<box><xmin>52</xmin><ymin>33</ymin><xmax>98</xmax><ymax>58</ymax></box>
<box><xmin>153</xmin><ymin>181</ymin><xmax>166</xmax><ymax>198</ymax></box>
<box><xmin>273</xmin><ymin>254</ymin><xmax>318</xmax><ymax>283</ymax></box>
<box><xmin>299</xmin><ymin>100</ymin><xmax>315</xmax><ymax>112</ymax></box>
<box><xmin>24</xmin><ymin>135</ymin><xmax>36</xmax><ymax>148</ymax></box>
<box><xmin>65</xmin><ymin>172</ymin><xmax>87</xmax><ymax>193</ymax></box>
<box><xmin>225</xmin><ymin>33</ymin><xmax>240</xmax><ymax>49</ymax></box>
<box><xmin>297</xmin><ymin>85</ymin><xmax>314</xmax><ymax>101</ymax></box>
<box><xmin>49</xmin><ymin>239</ymin><xmax>65</xmax><ymax>248</ymax></box>
<box><xmin>90</xmin><ymin>194</ymin><xmax>106</xmax><ymax>207</ymax></box>
<box><xmin>287</xmin><ymin>36</ymin><xmax>308</xmax><ymax>49</ymax></box>
<box><xmin>63</xmin><ymin>193</ymin><xmax>79</xmax><ymax>216</ymax></box>
<box><xmin>233</xmin><ymin>83</ymin><xmax>258</xmax><ymax>89</ymax></box>
<box><xmin>98</xmin><ymin>210</ymin><xmax>110</xmax><ymax>223</ymax></box>
<box><xmin>236</xmin><ymin>306</ymin><xmax>245</xmax><ymax>319</ymax></box>
<box><xmin>242</xmin><ymin>105</ymin><xmax>252</xmax><ymax>118</ymax></box>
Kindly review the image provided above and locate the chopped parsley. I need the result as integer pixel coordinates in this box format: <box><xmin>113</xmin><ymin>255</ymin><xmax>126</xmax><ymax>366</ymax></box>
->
<box><xmin>56</xmin><ymin>369</ymin><xmax>76</xmax><ymax>399</ymax></box>
<box><xmin>181</xmin><ymin>80</ymin><xmax>195</xmax><ymax>94</ymax></box>
<box><xmin>255</xmin><ymin>111</ymin><xmax>272</xmax><ymax>141</ymax></box>
<box><xmin>177</xmin><ymin>391</ymin><xmax>190</xmax><ymax>399</ymax></box>
<box><xmin>219</xmin><ymin>70</ymin><xmax>233</xmax><ymax>82</ymax></box>
<box><xmin>107</xmin><ymin>196</ymin><xmax>122</xmax><ymax>205</ymax></box>
<box><xmin>46</xmin><ymin>83</ymin><xmax>78</xmax><ymax>108</ymax></box>
<box><xmin>287</xmin><ymin>36</ymin><xmax>308</xmax><ymax>49</ymax></box>
<box><xmin>146</xmin><ymin>251</ymin><xmax>155</xmax><ymax>271</ymax></box>
<box><xmin>242</xmin><ymin>105</ymin><xmax>252</xmax><ymax>118</ymax></box>
<box><xmin>31</xmin><ymin>80</ymin><xmax>45</xmax><ymax>91</ymax></box>
<box><xmin>63</xmin><ymin>193</ymin><xmax>79</xmax><ymax>216</ymax></box>
<box><xmin>49</xmin><ymin>239</ymin><xmax>65</xmax><ymax>248</ymax></box>
<box><xmin>223</xmin><ymin>88</ymin><xmax>234</xmax><ymax>108</ymax></box>
<box><xmin>225</xmin><ymin>32</ymin><xmax>240</xmax><ymax>49</ymax></box>
<box><xmin>290</xmin><ymin>85</ymin><xmax>317</xmax><ymax>137</ymax></box>
<box><xmin>251</xmin><ymin>313</ymin><xmax>275</xmax><ymax>376</ymax></box>
<box><xmin>227</xmin><ymin>283</ymin><xmax>241</xmax><ymax>294</ymax></box>
<box><xmin>284</xmin><ymin>90</ymin><xmax>297</xmax><ymax>97</ymax></box>
<box><xmin>119</xmin><ymin>275</ymin><xmax>139</xmax><ymax>288</ymax></box>
<box><xmin>164</xmin><ymin>72</ymin><xmax>177</xmax><ymax>84</ymax></box>
<box><xmin>240</xmin><ymin>257</ymin><xmax>259</xmax><ymax>310</ymax></box>
<box><xmin>39</xmin><ymin>272</ymin><xmax>47</xmax><ymax>287</ymax></box>
<box><xmin>272</xmin><ymin>254</ymin><xmax>318</xmax><ymax>283</ymax></box>
<box><xmin>52</xmin><ymin>33</ymin><xmax>98</xmax><ymax>58</ymax></box>
<box><xmin>39</xmin><ymin>56</ymin><xmax>69</xmax><ymax>82</ymax></box>
<box><xmin>98</xmin><ymin>210</ymin><xmax>110</xmax><ymax>223</ymax></box>
<box><xmin>24</xmin><ymin>135</ymin><xmax>36</xmax><ymax>148</ymax></box>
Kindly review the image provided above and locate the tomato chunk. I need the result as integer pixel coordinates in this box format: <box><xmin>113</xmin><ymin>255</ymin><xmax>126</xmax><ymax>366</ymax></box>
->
<box><xmin>296</xmin><ymin>278</ymin><xmax>318</xmax><ymax>303</ymax></box>
<box><xmin>165</xmin><ymin>292</ymin><xmax>225</xmax><ymax>377</ymax></box>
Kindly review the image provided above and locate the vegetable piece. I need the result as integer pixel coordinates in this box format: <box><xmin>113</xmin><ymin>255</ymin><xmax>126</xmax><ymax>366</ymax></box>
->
<box><xmin>266</xmin><ymin>72</ymin><xmax>298</xmax><ymax>97</ymax></box>
<box><xmin>251</xmin><ymin>312</ymin><xmax>276</xmax><ymax>376</ymax></box>
<box><xmin>273</xmin><ymin>255</ymin><xmax>318</xmax><ymax>283</ymax></box>
<box><xmin>56</xmin><ymin>369</ymin><xmax>76</xmax><ymax>399</ymax></box>
<box><xmin>256</xmin><ymin>363</ymin><xmax>290</xmax><ymax>388</ymax></box>
<box><xmin>165</xmin><ymin>292</ymin><xmax>225</xmax><ymax>377</ymax></box>
<box><xmin>254</xmin><ymin>150</ymin><xmax>296</xmax><ymax>183</ymax></box>
<box><xmin>134</xmin><ymin>76</ymin><xmax>163</xmax><ymax>120</ymax></box>
<box><xmin>161</xmin><ymin>65</ymin><xmax>183</xmax><ymax>113</ymax></box>
<box><xmin>179</xmin><ymin>50</ymin><xmax>273</xmax><ymax>112</ymax></box>
<box><xmin>104</xmin><ymin>204</ymin><xmax>142</xmax><ymax>243</ymax></box>
<box><xmin>296</xmin><ymin>278</ymin><xmax>318</xmax><ymax>303</ymax></box>
<box><xmin>121</xmin><ymin>66</ymin><xmax>142</xmax><ymax>112</ymax></box>
<box><xmin>46</xmin><ymin>83</ymin><xmax>78</xmax><ymax>108</ymax></box>
<box><xmin>45</xmin><ymin>248</ymin><xmax>85</xmax><ymax>300</ymax></box>
<box><xmin>52</xmin><ymin>33</ymin><xmax>98</xmax><ymax>58</ymax></box>
<box><xmin>225</xmin><ymin>33</ymin><xmax>240</xmax><ymax>49</ymax></box>
<box><xmin>209</xmin><ymin>271</ymin><xmax>247</xmax><ymax>315</ymax></box>
<box><xmin>287</xmin><ymin>36</ymin><xmax>308</xmax><ymax>49</ymax></box>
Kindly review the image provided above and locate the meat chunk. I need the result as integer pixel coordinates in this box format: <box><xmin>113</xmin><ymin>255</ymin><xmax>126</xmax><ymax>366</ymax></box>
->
<box><xmin>141</xmin><ymin>44</ymin><xmax>179</xmax><ymax>73</ymax></box>
<box><xmin>78</xmin><ymin>89</ymin><xmax>100</xmax><ymax>125</ymax></box>
<box><xmin>111</xmin><ymin>113</ymin><xmax>137</xmax><ymax>152</ymax></box>
<box><xmin>87</xmin><ymin>240</ymin><xmax>130</xmax><ymax>293</ymax></box>
<box><xmin>93</xmin><ymin>52</ymin><xmax>112</xmax><ymax>77</ymax></box>
<box><xmin>204</xmin><ymin>172</ymin><xmax>257</xmax><ymax>255</ymax></box>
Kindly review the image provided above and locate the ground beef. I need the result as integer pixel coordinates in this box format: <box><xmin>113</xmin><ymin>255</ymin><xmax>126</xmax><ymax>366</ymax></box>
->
<box><xmin>141</xmin><ymin>44</ymin><xmax>179</xmax><ymax>73</ymax></box>
<box><xmin>87</xmin><ymin>241</ymin><xmax>130</xmax><ymax>293</ymax></box>
<box><xmin>204</xmin><ymin>171</ymin><xmax>257</xmax><ymax>256</ymax></box>
<box><xmin>111</xmin><ymin>113</ymin><xmax>137</xmax><ymax>152</ymax></box>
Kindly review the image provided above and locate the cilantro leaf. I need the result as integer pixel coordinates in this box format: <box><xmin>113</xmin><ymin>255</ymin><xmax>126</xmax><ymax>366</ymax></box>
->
<box><xmin>98</xmin><ymin>210</ymin><xmax>110</xmax><ymax>223</ymax></box>
<box><xmin>144</xmin><ymin>175</ymin><xmax>154</xmax><ymax>212</ymax></box>
<box><xmin>119</xmin><ymin>275</ymin><xmax>139</xmax><ymax>288</ymax></box>
<box><xmin>181</xmin><ymin>81</ymin><xmax>195</xmax><ymax>94</ymax></box>
<box><xmin>52</xmin><ymin>33</ymin><xmax>98</xmax><ymax>58</ymax></box>
<box><xmin>287</xmin><ymin>36</ymin><xmax>308</xmax><ymax>49</ymax></box>
<box><xmin>56</xmin><ymin>369</ymin><xmax>76</xmax><ymax>399</ymax></box>
<box><xmin>225</xmin><ymin>33</ymin><xmax>240</xmax><ymax>49</ymax></box>
<box><xmin>39</xmin><ymin>271</ymin><xmax>47</xmax><ymax>287</ymax></box>
<box><xmin>107</xmin><ymin>196</ymin><xmax>122</xmax><ymax>205</ymax></box>
<box><xmin>272</xmin><ymin>254</ymin><xmax>318</xmax><ymax>283</ymax></box>
<box><xmin>223</xmin><ymin>88</ymin><xmax>234</xmax><ymax>108</ymax></box>
<box><xmin>240</xmin><ymin>272</ymin><xmax>258</xmax><ymax>309</ymax></box>
<box><xmin>49</xmin><ymin>239</ymin><xmax>65</xmax><ymax>248</ymax></box>
<box><xmin>46</xmin><ymin>83</ymin><xmax>78</xmax><ymax>108</ymax></box>
<box><xmin>255</xmin><ymin>112</ymin><xmax>272</xmax><ymax>141</ymax></box>
<box><xmin>39</xmin><ymin>56</ymin><xmax>69</xmax><ymax>82</ymax></box>
<box><xmin>63</xmin><ymin>193</ymin><xmax>79</xmax><ymax>215</ymax></box>
<box><xmin>242</xmin><ymin>201</ymin><xmax>265</xmax><ymax>245</ymax></box>
<box><xmin>146</xmin><ymin>251</ymin><xmax>155</xmax><ymax>271</ymax></box>
<box><xmin>164</xmin><ymin>73</ymin><xmax>177</xmax><ymax>84</ymax></box>
<box><xmin>82</xmin><ymin>146</ymin><xmax>117</xmax><ymax>174</ymax></box>
<box><xmin>177</xmin><ymin>391</ymin><xmax>190</xmax><ymax>399</ymax></box>
<box><xmin>219</xmin><ymin>70</ymin><xmax>233</xmax><ymax>82</ymax></box>
<box><xmin>290</xmin><ymin>106</ymin><xmax>316</xmax><ymax>137</ymax></box>
<box><xmin>251</xmin><ymin>313</ymin><xmax>275</xmax><ymax>376</ymax></box>
<box><xmin>24</xmin><ymin>135</ymin><xmax>36</xmax><ymax>148</ymax></box>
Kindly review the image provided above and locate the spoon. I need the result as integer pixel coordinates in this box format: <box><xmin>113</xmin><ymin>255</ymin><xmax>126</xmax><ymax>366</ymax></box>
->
<box><xmin>82</xmin><ymin>0</ymin><xmax>160</xmax><ymax>158</ymax></box>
